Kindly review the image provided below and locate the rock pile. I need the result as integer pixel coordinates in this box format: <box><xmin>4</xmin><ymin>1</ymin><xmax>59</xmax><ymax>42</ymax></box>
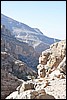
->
<box><xmin>6</xmin><ymin>76</ymin><xmax>66</xmax><ymax>99</ymax></box>
<box><xmin>6</xmin><ymin>80</ymin><xmax>55</xmax><ymax>99</ymax></box>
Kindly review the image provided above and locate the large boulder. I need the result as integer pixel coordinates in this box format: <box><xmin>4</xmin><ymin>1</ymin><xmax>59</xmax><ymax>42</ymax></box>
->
<box><xmin>38</xmin><ymin>67</ymin><xmax>46</xmax><ymax>78</ymax></box>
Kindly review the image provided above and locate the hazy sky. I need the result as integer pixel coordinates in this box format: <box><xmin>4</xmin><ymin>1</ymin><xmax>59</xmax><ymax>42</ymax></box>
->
<box><xmin>1</xmin><ymin>1</ymin><xmax>66</xmax><ymax>40</ymax></box>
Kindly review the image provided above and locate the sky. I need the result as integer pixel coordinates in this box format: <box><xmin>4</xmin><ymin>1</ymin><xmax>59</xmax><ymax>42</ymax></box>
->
<box><xmin>1</xmin><ymin>1</ymin><xmax>66</xmax><ymax>40</ymax></box>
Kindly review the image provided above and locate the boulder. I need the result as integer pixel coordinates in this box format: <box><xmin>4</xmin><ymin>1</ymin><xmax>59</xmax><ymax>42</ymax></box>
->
<box><xmin>17</xmin><ymin>81</ymin><xmax>35</xmax><ymax>93</ymax></box>
<box><xmin>39</xmin><ymin>55</ymin><xmax>48</xmax><ymax>65</ymax></box>
<box><xmin>42</xmin><ymin>49</ymin><xmax>51</xmax><ymax>56</ymax></box>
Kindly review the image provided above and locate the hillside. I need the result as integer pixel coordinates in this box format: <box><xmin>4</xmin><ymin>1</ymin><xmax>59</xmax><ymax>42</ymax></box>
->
<box><xmin>1</xmin><ymin>14</ymin><xmax>65</xmax><ymax>99</ymax></box>
<box><xmin>1</xmin><ymin>25</ymin><xmax>37</xmax><ymax>99</ymax></box>
<box><xmin>1</xmin><ymin>24</ymin><xmax>39</xmax><ymax>71</ymax></box>
<box><xmin>1</xmin><ymin>14</ymin><xmax>60</xmax><ymax>53</ymax></box>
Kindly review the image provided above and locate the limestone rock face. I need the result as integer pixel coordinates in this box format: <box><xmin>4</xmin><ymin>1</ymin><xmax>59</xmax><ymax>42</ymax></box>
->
<box><xmin>50</xmin><ymin>40</ymin><xmax>66</xmax><ymax>58</ymax></box>
<box><xmin>37</xmin><ymin>40</ymin><xmax>66</xmax><ymax>78</ymax></box>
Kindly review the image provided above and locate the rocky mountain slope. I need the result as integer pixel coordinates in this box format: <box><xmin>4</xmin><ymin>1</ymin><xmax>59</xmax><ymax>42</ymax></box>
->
<box><xmin>1</xmin><ymin>14</ymin><xmax>60</xmax><ymax>53</ymax></box>
<box><xmin>1</xmin><ymin>51</ymin><xmax>37</xmax><ymax>99</ymax></box>
<box><xmin>1</xmin><ymin>51</ymin><xmax>37</xmax><ymax>80</ymax></box>
<box><xmin>1</xmin><ymin>14</ymin><xmax>65</xmax><ymax>99</ymax></box>
<box><xmin>1</xmin><ymin>25</ymin><xmax>37</xmax><ymax>99</ymax></box>
<box><xmin>5</xmin><ymin>40</ymin><xmax>66</xmax><ymax>99</ymax></box>
<box><xmin>37</xmin><ymin>40</ymin><xmax>66</xmax><ymax>77</ymax></box>
<box><xmin>1</xmin><ymin>24</ymin><xmax>39</xmax><ymax>71</ymax></box>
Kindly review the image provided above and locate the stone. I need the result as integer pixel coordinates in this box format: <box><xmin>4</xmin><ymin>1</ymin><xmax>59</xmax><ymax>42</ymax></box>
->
<box><xmin>1</xmin><ymin>52</ymin><xmax>8</xmax><ymax>59</ymax></box>
<box><xmin>59</xmin><ymin>74</ymin><xmax>65</xmax><ymax>79</ymax></box>
<box><xmin>39</xmin><ymin>55</ymin><xmax>48</xmax><ymax>65</ymax></box>
<box><xmin>35</xmin><ymin>81</ymin><xmax>49</xmax><ymax>90</ymax></box>
<box><xmin>42</xmin><ymin>49</ymin><xmax>51</xmax><ymax>56</ymax></box>
<box><xmin>18</xmin><ymin>81</ymin><xmax>35</xmax><ymax>93</ymax></box>
<box><xmin>14</xmin><ymin>90</ymin><xmax>38</xmax><ymax>99</ymax></box>
<box><xmin>37</xmin><ymin>64</ymin><xmax>42</xmax><ymax>69</ymax></box>
<box><xmin>38</xmin><ymin>67</ymin><xmax>46</xmax><ymax>78</ymax></box>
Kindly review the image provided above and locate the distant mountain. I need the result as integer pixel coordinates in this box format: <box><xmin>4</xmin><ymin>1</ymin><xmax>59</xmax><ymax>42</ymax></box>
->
<box><xmin>1</xmin><ymin>14</ymin><xmax>60</xmax><ymax>53</ymax></box>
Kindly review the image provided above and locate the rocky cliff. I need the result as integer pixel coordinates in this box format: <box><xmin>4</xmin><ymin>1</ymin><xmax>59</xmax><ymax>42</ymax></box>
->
<box><xmin>5</xmin><ymin>40</ymin><xmax>66</xmax><ymax>99</ymax></box>
<box><xmin>1</xmin><ymin>25</ymin><xmax>39</xmax><ymax>71</ymax></box>
<box><xmin>37</xmin><ymin>40</ymin><xmax>66</xmax><ymax>78</ymax></box>
<box><xmin>1</xmin><ymin>25</ymin><xmax>37</xmax><ymax>99</ymax></box>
